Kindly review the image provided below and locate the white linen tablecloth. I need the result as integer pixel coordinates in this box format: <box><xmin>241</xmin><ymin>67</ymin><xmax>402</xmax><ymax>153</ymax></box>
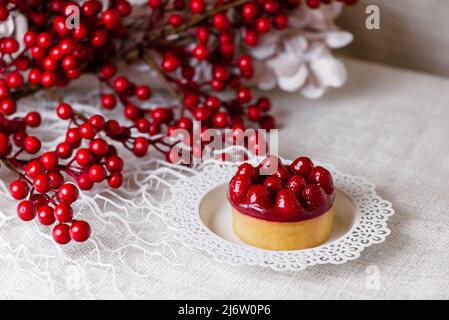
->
<box><xmin>0</xmin><ymin>57</ymin><xmax>448</xmax><ymax>299</ymax></box>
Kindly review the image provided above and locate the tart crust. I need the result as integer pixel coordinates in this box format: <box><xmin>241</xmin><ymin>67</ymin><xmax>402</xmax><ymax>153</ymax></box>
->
<box><xmin>232</xmin><ymin>207</ymin><xmax>334</xmax><ymax>251</ymax></box>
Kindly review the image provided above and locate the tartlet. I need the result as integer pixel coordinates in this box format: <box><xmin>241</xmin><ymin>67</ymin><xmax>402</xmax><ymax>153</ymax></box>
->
<box><xmin>228</xmin><ymin>155</ymin><xmax>335</xmax><ymax>251</ymax></box>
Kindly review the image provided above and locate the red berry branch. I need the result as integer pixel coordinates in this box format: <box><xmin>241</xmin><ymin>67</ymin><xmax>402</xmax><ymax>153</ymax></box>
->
<box><xmin>0</xmin><ymin>0</ymin><xmax>356</xmax><ymax>245</ymax></box>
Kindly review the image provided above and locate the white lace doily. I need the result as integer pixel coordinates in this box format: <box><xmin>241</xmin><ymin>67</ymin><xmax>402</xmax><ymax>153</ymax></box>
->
<box><xmin>162</xmin><ymin>157</ymin><xmax>395</xmax><ymax>271</ymax></box>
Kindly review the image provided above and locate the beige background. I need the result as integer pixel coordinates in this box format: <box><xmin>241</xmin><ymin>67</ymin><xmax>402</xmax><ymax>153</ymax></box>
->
<box><xmin>338</xmin><ymin>0</ymin><xmax>449</xmax><ymax>77</ymax></box>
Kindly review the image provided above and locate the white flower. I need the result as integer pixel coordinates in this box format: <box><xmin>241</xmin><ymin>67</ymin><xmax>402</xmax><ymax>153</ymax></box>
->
<box><xmin>249</xmin><ymin>3</ymin><xmax>353</xmax><ymax>99</ymax></box>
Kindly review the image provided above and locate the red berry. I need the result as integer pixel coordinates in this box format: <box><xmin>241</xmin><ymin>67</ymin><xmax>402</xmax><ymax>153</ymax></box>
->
<box><xmin>244</xmin><ymin>30</ymin><xmax>259</xmax><ymax>46</ymax></box>
<box><xmin>161</xmin><ymin>53</ymin><xmax>180</xmax><ymax>72</ymax></box>
<box><xmin>108</xmin><ymin>172</ymin><xmax>123</xmax><ymax>188</ymax></box>
<box><xmin>24</xmin><ymin>136</ymin><xmax>41</xmax><ymax>154</ymax></box>
<box><xmin>229</xmin><ymin>175</ymin><xmax>252</xmax><ymax>203</ymax></box>
<box><xmin>301</xmin><ymin>184</ymin><xmax>327</xmax><ymax>209</ymax></box>
<box><xmin>88</xmin><ymin>164</ymin><xmax>106</xmax><ymax>183</ymax></box>
<box><xmin>116</xmin><ymin>0</ymin><xmax>132</xmax><ymax>17</ymax></box>
<box><xmin>99</xmin><ymin>63</ymin><xmax>117</xmax><ymax>80</ymax></box>
<box><xmin>37</xmin><ymin>32</ymin><xmax>52</xmax><ymax>49</ymax></box>
<box><xmin>236</xmin><ymin>163</ymin><xmax>257</xmax><ymax>180</ymax></box>
<box><xmin>101</xmin><ymin>94</ymin><xmax>117</xmax><ymax>109</ymax></box>
<box><xmin>193</xmin><ymin>43</ymin><xmax>209</xmax><ymax>60</ymax></box>
<box><xmin>0</xmin><ymin>133</ymin><xmax>10</xmax><ymax>156</ymax></box>
<box><xmin>40</xmin><ymin>71</ymin><xmax>56</xmax><ymax>87</ymax></box>
<box><xmin>54</xmin><ymin>203</ymin><xmax>73</xmax><ymax>222</ymax></box>
<box><xmin>24</xmin><ymin>112</ymin><xmax>41</xmax><ymax>127</ymax></box>
<box><xmin>89</xmin><ymin>115</ymin><xmax>106</xmax><ymax>131</ymax></box>
<box><xmin>57</xmin><ymin>103</ymin><xmax>73</xmax><ymax>120</ymax></box>
<box><xmin>190</xmin><ymin>0</ymin><xmax>205</xmax><ymax>13</ymax></box>
<box><xmin>168</xmin><ymin>13</ymin><xmax>183</xmax><ymax>27</ymax></box>
<box><xmin>196</xmin><ymin>26</ymin><xmax>209</xmax><ymax>42</ymax></box>
<box><xmin>290</xmin><ymin>157</ymin><xmax>314</xmax><ymax>177</ymax></box>
<box><xmin>89</xmin><ymin>139</ymin><xmax>109</xmax><ymax>157</ymax></box>
<box><xmin>37</xmin><ymin>206</ymin><xmax>56</xmax><ymax>225</ymax></box>
<box><xmin>264</xmin><ymin>176</ymin><xmax>283</xmax><ymax>194</ymax></box>
<box><xmin>135</xmin><ymin>85</ymin><xmax>151</xmax><ymax>100</ymax></box>
<box><xmin>25</xmin><ymin>160</ymin><xmax>44</xmax><ymax>178</ymax></box>
<box><xmin>102</xmin><ymin>9</ymin><xmax>120</xmax><ymax>29</ymax></box>
<box><xmin>76</xmin><ymin>148</ymin><xmax>93</xmax><ymax>167</ymax></box>
<box><xmin>238</xmin><ymin>55</ymin><xmax>252</xmax><ymax>70</ymax></box>
<box><xmin>247</xmin><ymin>106</ymin><xmax>262</xmax><ymax>121</ymax></box>
<box><xmin>308</xmin><ymin>166</ymin><xmax>334</xmax><ymax>194</ymax></box>
<box><xmin>70</xmin><ymin>220</ymin><xmax>91</xmax><ymax>242</ymax></box>
<box><xmin>24</xmin><ymin>31</ymin><xmax>37</xmax><ymax>47</ymax></box>
<box><xmin>79</xmin><ymin>122</ymin><xmax>97</xmax><ymax>140</ymax></box>
<box><xmin>75</xmin><ymin>172</ymin><xmax>92</xmax><ymax>190</ymax></box>
<box><xmin>275</xmin><ymin>188</ymin><xmax>302</xmax><ymax>213</ymax></box>
<box><xmin>106</xmin><ymin>156</ymin><xmax>123</xmax><ymax>172</ymax></box>
<box><xmin>40</xmin><ymin>151</ymin><xmax>58</xmax><ymax>170</ymax></box>
<box><xmin>193</xmin><ymin>107</ymin><xmax>209</xmax><ymax>121</ymax></box>
<box><xmin>242</xmin><ymin>2</ymin><xmax>259</xmax><ymax>20</ymax></box>
<box><xmin>52</xmin><ymin>224</ymin><xmax>72</xmax><ymax>244</ymax></box>
<box><xmin>245</xmin><ymin>185</ymin><xmax>272</xmax><ymax>208</ymax></box>
<box><xmin>58</xmin><ymin>183</ymin><xmax>79</xmax><ymax>204</ymax></box>
<box><xmin>30</xmin><ymin>194</ymin><xmax>48</xmax><ymax>209</ymax></box>
<box><xmin>133</xmin><ymin>137</ymin><xmax>149</xmax><ymax>157</ymax></box>
<box><xmin>287</xmin><ymin>175</ymin><xmax>306</xmax><ymax>195</ymax></box>
<box><xmin>48</xmin><ymin>171</ymin><xmax>64</xmax><ymax>189</ymax></box>
<box><xmin>177</xmin><ymin>117</ymin><xmax>193</xmax><ymax>131</ymax></box>
<box><xmin>1</xmin><ymin>99</ymin><xmax>16</xmax><ymax>115</ymax></box>
<box><xmin>112</xmin><ymin>76</ymin><xmax>130</xmax><ymax>93</ymax></box>
<box><xmin>256</xmin><ymin>16</ymin><xmax>271</xmax><ymax>33</ymax></box>
<box><xmin>66</xmin><ymin>128</ymin><xmax>81</xmax><ymax>148</ymax></box>
<box><xmin>56</xmin><ymin>142</ymin><xmax>73</xmax><ymax>159</ymax></box>
<box><xmin>213</xmin><ymin>111</ymin><xmax>229</xmax><ymax>128</ymax></box>
<box><xmin>273</xmin><ymin>164</ymin><xmax>291</xmax><ymax>181</ymax></box>
<box><xmin>236</xmin><ymin>87</ymin><xmax>252</xmax><ymax>103</ymax></box>
<box><xmin>213</xmin><ymin>13</ymin><xmax>230</xmax><ymax>32</ymax></box>
<box><xmin>17</xmin><ymin>200</ymin><xmax>37</xmax><ymax>221</ymax></box>
<box><xmin>33</xmin><ymin>174</ymin><xmax>52</xmax><ymax>194</ymax></box>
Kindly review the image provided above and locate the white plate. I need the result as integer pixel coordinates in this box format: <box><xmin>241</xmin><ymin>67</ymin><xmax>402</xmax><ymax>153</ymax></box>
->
<box><xmin>163</xmin><ymin>158</ymin><xmax>394</xmax><ymax>271</ymax></box>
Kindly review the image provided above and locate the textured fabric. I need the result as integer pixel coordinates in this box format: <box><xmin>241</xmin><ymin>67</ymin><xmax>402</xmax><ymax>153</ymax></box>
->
<box><xmin>0</xmin><ymin>58</ymin><xmax>448</xmax><ymax>299</ymax></box>
<box><xmin>339</xmin><ymin>0</ymin><xmax>449</xmax><ymax>78</ymax></box>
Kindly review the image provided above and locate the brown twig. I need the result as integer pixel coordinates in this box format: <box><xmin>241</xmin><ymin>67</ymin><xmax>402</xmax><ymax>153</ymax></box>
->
<box><xmin>146</xmin><ymin>0</ymin><xmax>251</xmax><ymax>42</ymax></box>
<box><xmin>142</xmin><ymin>51</ymin><xmax>184</xmax><ymax>106</ymax></box>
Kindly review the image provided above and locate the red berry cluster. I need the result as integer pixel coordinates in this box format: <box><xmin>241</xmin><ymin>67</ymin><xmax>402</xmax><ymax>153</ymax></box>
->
<box><xmin>229</xmin><ymin>156</ymin><xmax>334</xmax><ymax>219</ymax></box>
<box><xmin>0</xmin><ymin>0</ymin><xmax>355</xmax><ymax>244</ymax></box>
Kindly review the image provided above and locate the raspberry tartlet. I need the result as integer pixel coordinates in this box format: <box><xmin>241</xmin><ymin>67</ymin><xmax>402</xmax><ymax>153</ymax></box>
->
<box><xmin>228</xmin><ymin>156</ymin><xmax>335</xmax><ymax>251</ymax></box>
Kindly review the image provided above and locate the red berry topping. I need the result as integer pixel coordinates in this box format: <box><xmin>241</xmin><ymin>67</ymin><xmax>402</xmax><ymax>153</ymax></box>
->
<box><xmin>236</xmin><ymin>163</ymin><xmax>257</xmax><ymax>180</ymax></box>
<box><xmin>245</xmin><ymin>185</ymin><xmax>272</xmax><ymax>209</ymax></box>
<box><xmin>70</xmin><ymin>220</ymin><xmax>91</xmax><ymax>242</ymax></box>
<box><xmin>52</xmin><ymin>224</ymin><xmax>72</xmax><ymax>245</ymax></box>
<box><xmin>301</xmin><ymin>184</ymin><xmax>327</xmax><ymax>209</ymax></box>
<box><xmin>308</xmin><ymin>166</ymin><xmax>334</xmax><ymax>194</ymax></box>
<box><xmin>273</xmin><ymin>164</ymin><xmax>291</xmax><ymax>181</ymax></box>
<box><xmin>275</xmin><ymin>188</ymin><xmax>302</xmax><ymax>212</ymax></box>
<box><xmin>264</xmin><ymin>176</ymin><xmax>283</xmax><ymax>194</ymax></box>
<box><xmin>287</xmin><ymin>175</ymin><xmax>306</xmax><ymax>195</ymax></box>
<box><xmin>229</xmin><ymin>175</ymin><xmax>252</xmax><ymax>203</ymax></box>
<box><xmin>290</xmin><ymin>156</ymin><xmax>314</xmax><ymax>177</ymax></box>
